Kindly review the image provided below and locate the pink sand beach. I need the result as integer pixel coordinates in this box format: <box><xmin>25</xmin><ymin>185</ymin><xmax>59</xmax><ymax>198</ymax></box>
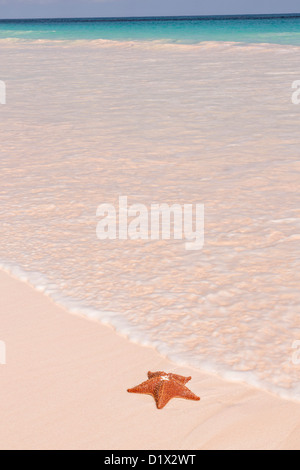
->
<box><xmin>1</xmin><ymin>37</ymin><xmax>300</xmax><ymax>449</ymax></box>
<box><xmin>1</xmin><ymin>269</ymin><xmax>300</xmax><ymax>450</ymax></box>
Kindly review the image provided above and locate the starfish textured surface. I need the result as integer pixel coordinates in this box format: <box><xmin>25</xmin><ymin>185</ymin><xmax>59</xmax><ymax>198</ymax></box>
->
<box><xmin>127</xmin><ymin>371</ymin><xmax>200</xmax><ymax>409</ymax></box>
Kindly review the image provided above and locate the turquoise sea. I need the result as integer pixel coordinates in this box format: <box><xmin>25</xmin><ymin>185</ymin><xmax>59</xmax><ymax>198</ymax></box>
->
<box><xmin>0</xmin><ymin>14</ymin><xmax>300</xmax><ymax>44</ymax></box>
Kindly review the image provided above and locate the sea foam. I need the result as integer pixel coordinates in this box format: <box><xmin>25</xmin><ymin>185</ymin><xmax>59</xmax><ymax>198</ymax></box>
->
<box><xmin>0</xmin><ymin>40</ymin><xmax>300</xmax><ymax>401</ymax></box>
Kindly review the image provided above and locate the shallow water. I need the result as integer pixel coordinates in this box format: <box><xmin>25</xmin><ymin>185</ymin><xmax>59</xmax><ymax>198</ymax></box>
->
<box><xmin>0</xmin><ymin>39</ymin><xmax>300</xmax><ymax>400</ymax></box>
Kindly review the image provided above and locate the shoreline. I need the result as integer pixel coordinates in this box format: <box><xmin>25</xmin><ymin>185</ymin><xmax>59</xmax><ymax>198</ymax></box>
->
<box><xmin>1</xmin><ymin>38</ymin><xmax>300</xmax><ymax>49</ymax></box>
<box><xmin>1</xmin><ymin>268</ymin><xmax>300</xmax><ymax>450</ymax></box>
<box><xmin>2</xmin><ymin>261</ymin><xmax>300</xmax><ymax>405</ymax></box>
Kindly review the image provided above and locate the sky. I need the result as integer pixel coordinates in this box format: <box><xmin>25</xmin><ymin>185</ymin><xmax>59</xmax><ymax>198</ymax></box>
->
<box><xmin>0</xmin><ymin>0</ymin><xmax>299</xmax><ymax>19</ymax></box>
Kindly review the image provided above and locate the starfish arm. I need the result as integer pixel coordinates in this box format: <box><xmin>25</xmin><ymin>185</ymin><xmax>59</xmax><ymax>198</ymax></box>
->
<box><xmin>127</xmin><ymin>377</ymin><xmax>159</xmax><ymax>396</ymax></box>
<box><xmin>178</xmin><ymin>384</ymin><xmax>200</xmax><ymax>402</ymax></box>
<box><xmin>154</xmin><ymin>381</ymin><xmax>173</xmax><ymax>409</ymax></box>
<box><xmin>156</xmin><ymin>380</ymin><xmax>200</xmax><ymax>409</ymax></box>
<box><xmin>169</xmin><ymin>373</ymin><xmax>192</xmax><ymax>385</ymax></box>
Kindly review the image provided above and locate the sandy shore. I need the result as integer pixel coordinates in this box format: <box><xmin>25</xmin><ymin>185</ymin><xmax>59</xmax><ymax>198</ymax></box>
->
<box><xmin>0</xmin><ymin>268</ymin><xmax>300</xmax><ymax>450</ymax></box>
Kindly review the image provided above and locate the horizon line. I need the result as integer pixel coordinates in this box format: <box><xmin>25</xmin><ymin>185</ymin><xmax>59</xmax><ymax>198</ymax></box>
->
<box><xmin>1</xmin><ymin>12</ymin><xmax>300</xmax><ymax>21</ymax></box>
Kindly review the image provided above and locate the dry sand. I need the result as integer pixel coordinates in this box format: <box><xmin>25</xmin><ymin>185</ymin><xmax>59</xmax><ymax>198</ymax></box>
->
<box><xmin>0</xmin><ymin>268</ymin><xmax>300</xmax><ymax>450</ymax></box>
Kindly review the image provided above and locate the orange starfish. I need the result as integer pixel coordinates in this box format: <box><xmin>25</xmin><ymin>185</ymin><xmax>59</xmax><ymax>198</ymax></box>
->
<box><xmin>127</xmin><ymin>371</ymin><xmax>200</xmax><ymax>409</ymax></box>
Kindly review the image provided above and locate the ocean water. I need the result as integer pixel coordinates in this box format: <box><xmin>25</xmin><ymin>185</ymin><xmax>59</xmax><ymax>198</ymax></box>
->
<box><xmin>0</xmin><ymin>15</ymin><xmax>300</xmax><ymax>45</ymax></box>
<box><xmin>0</xmin><ymin>17</ymin><xmax>300</xmax><ymax>401</ymax></box>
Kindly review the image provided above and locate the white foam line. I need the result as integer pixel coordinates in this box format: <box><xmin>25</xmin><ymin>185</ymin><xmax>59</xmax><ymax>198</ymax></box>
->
<box><xmin>1</xmin><ymin>258</ymin><xmax>300</xmax><ymax>404</ymax></box>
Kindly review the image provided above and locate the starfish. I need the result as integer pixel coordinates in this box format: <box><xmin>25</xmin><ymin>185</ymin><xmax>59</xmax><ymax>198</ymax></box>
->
<box><xmin>127</xmin><ymin>371</ymin><xmax>200</xmax><ymax>409</ymax></box>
